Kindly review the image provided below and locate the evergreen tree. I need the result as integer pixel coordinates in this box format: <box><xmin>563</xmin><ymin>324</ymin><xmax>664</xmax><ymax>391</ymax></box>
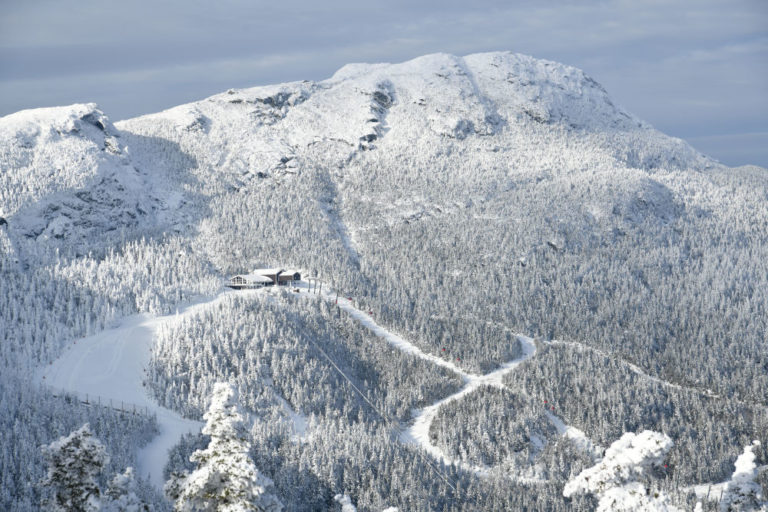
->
<box><xmin>167</xmin><ymin>382</ymin><xmax>282</xmax><ymax>512</ymax></box>
<box><xmin>103</xmin><ymin>467</ymin><xmax>147</xmax><ymax>512</ymax></box>
<box><xmin>721</xmin><ymin>441</ymin><xmax>766</xmax><ymax>512</ymax></box>
<box><xmin>40</xmin><ymin>423</ymin><xmax>109</xmax><ymax>512</ymax></box>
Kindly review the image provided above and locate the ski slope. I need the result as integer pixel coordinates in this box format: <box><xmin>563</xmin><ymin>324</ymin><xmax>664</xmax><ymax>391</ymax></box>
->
<box><xmin>307</xmin><ymin>287</ymin><xmax>600</xmax><ymax>478</ymax></box>
<box><xmin>39</xmin><ymin>290</ymin><xmax>243</xmax><ymax>489</ymax></box>
<box><xmin>40</xmin><ymin>282</ymin><xmax>688</xmax><ymax>491</ymax></box>
<box><xmin>322</xmin><ymin>291</ymin><xmax>476</xmax><ymax>381</ymax></box>
<box><xmin>398</xmin><ymin>336</ymin><xmax>538</xmax><ymax>475</ymax></box>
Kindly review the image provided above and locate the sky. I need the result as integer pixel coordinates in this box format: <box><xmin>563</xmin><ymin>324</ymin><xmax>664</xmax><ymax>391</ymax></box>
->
<box><xmin>1</xmin><ymin>0</ymin><xmax>766</xmax><ymax>167</ymax></box>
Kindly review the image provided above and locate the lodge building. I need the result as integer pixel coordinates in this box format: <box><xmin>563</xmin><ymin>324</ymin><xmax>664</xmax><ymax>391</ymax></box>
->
<box><xmin>227</xmin><ymin>268</ymin><xmax>301</xmax><ymax>289</ymax></box>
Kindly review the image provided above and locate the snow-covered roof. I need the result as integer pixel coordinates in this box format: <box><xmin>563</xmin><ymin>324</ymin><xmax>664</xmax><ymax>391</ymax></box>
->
<box><xmin>252</xmin><ymin>268</ymin><xmax>284</xmax><ymax>276</ymax></box>
<box><xmin>233</xmin><ymin>274</ymin><xmax>273</xmax><ymax>283</ymax></box>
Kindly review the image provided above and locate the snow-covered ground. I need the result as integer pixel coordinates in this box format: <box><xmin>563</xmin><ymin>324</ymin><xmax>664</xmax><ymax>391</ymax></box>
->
<box><xmin>40</xmin><ymin>280</ymin><xmax>754</xmax><ymax>496</ymax></box>
<box><xmin>546</xmin><ymin>412</ymin><xmax>604</xmax><ymax>460</ymax></box>
<box><xmin>2</xmin><ymin>47</ymin><xmax>765</xmax><ymax>511</ymax></box>
<box><xmin>321</xmin><ymin>291</ymin><xmax>476</xmax><ymax>381</ymax></box>
<box><xmin>398</xmin><ymin>336</ymin><xmax>546</xmax><ymax>482</ymax></box>
<box><xmin>303</xmin><ymin>286</ymin><xmax>600</xmax><ymax>479</ymax></box>
<box><xmin>39</xmin><ymin>290</ymin><xmax>246</xmax><ymax>489</ymax></box>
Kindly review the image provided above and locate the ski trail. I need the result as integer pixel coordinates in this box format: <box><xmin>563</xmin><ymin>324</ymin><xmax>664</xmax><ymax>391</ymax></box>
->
<box><xmin>547</xmin><ymin>340</ymin><xmax>722</xmax><ymax>399</ymax></box>
<box><xmin>305</xmin><ymin>287</ymin><xmax>583</xmax><ymax>477</ymax></box>
<box><xmin>398</xmin><ymin>337</ymin><xmax>537</xmax><ymax>470</ymax></box>
<box><xmin>319</xmin><ymin>290</ymin><xmax>476</xmax><ymax>381</ymax></box>
<box><xmin>39</xmin><ymin>289</ymin><xmax>242</xmax><ymax>490</ymax></box>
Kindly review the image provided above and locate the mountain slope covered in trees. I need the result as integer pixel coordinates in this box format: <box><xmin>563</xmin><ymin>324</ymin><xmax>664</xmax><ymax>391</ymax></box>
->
<box><xmin>1</xmin><ymin>51</ymin><xmax>767</xmax><ymax>510</ymax></box>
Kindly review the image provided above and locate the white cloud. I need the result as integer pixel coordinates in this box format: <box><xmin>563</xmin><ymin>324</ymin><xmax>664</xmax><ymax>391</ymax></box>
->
<box><xmin>1</xmin><ymin>0</ymin><xmax>766</xmax><ymax>165</ymax></box>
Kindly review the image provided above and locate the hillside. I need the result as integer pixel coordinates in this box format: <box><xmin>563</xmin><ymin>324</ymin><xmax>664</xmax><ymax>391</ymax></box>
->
<box><xmin>1</xmin><ymin>51</ymin><xmax>767</xmax><ymax>510</ymax></box>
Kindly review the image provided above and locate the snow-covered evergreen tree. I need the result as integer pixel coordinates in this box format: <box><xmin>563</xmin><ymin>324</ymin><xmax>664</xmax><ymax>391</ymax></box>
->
<box><xmin>564</xmin><ymin>430</ymin><xmax>681</xmax><ymax>511</ymax></box>
<box><xmin>40</xmin><ymin>423</ymin><xmax>109</xmax><ymax>512</ymax></box>
<box><xmin>720</xmin><ymin>441</ymin><xmax>766</xmax><ymax>512</ymax></box>
<box><xmin>103</xmin><ymin>466</ymin><xmax>147</xmax><ymax>512</ymax></box>
<box><xmin>334</xmin><ymin>493</ymin><xmax>358</xmax><ymax>511</ymax></box>
<box><xmin>167</xmin><ymin>382</ymin><xmax>282</xmax><ymax>512</ymax></box>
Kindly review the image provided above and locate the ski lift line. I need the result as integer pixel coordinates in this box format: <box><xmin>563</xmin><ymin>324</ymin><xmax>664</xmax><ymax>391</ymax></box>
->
<box><xmin>305</xmin><ymin>334</ymin><xmax>460</xmax><ymax>495</ymax></box>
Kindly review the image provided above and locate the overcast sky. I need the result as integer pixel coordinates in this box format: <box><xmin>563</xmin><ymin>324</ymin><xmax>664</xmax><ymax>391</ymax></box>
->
<box><xmin>1</xmin><ymin>0</ymin><xmax>766</xmax><ymax>167</ymax></box>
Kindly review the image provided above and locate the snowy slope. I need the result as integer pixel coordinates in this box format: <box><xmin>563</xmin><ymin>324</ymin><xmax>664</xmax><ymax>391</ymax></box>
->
<box><xmin>111</xmin><ymin>52</ymin><xmax>715</xmax><ymax>239</ymax></box>
<box><xmin>0</xmin><ymin>104</ymin><xmax>200</xmax><ymax>259</ymax></box>
<box><xmin>4</xmin><ymin>51</ymin><xmax>768</xmax><ymax>510</ymax></box>
<box><xmin>37</xmin><ymin>292</ymin><xmax>254</xmax><ymax>488</ymax></box>
<box><xmin>100</xmin><ymin>51</ymin><xmax>744</xmax><ymax>302</ymax></box>
<box><xmin>0</xmin><ymin>51</ymin><xmax>728</xmax><ymax>265</ymax></box>
<box><xmin>116</xmin><ymin>51</ymin><xmax>712</xmax><ymax>190</ymax></box>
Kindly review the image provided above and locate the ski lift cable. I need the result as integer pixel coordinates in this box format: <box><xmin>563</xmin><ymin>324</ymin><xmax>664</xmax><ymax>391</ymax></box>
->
<box><xmin>306</xmin><ymin>335</ymin><xmax>460</xmax><ymax>495</ymax></box>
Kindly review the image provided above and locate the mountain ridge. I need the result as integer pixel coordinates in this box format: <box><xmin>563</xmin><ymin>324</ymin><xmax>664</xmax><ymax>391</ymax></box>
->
<box><xmin>2</xmin><ymin>50</ymin><xmax>768</xmax><ymax>511</ymax></box>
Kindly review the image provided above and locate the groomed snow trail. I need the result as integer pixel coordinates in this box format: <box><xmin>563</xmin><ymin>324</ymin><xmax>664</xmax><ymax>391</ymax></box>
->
<box><xmin>547</xmin><ymin>340</ymin><xmax>722</xmax><ymax>399</ymax></box>
<box><xmin>40</xmin><ymin>289</ymin><xmax>244</xmax><ymax>490</ymax></box>
<box><xmin>321</xmin><ymin>291</ymin><xmax>476</xmax><ymax>381</ymax></box>
<box><xmin>38</xmin><ymin>283</ymin><xmax>594</xmax><ymax>491</ymax></box>
<box><xmin>398</xmin><ymin>336</ymin><xmax>537</xmax><ymax>472</ymax></box>
<box><xmin>307</xmin><ymin>288</ymin><xmax>597</xmax><ymax>478</ymax></box>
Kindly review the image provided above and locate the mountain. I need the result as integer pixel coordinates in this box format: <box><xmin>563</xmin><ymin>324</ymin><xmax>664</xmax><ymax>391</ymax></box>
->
<box><xmin>1</xmin><ymin>51</ymin><xmax>766</xmax><ymax>511</ymax></box>
<box><xmin>1</xmin><ymin>52</ymin><xmax>713</xmax><ymax>258</ymax></box>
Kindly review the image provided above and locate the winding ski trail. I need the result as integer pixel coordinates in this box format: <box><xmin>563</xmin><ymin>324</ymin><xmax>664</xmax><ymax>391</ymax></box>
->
<box><xmin>397</xmin><ymin>336</ymin><xmax>537</xmax><ymax>471</ymax></box>
<box><xmin>320</xmin><ymin>290</ymin><xmax>475</xmax><ymax>381</ymax></box>
<box><xmin>38</xmin><ymin>282</ymin><xmax>602</xmax><ymax>491</ymax></box>
<box><xmin>310</xmin><ymin>288</ymin><xmax>600</xmax><ymax>478</ymax></box>
<box><xmin>39</xmin><ymin>289</ymin><xmax>247</xmax><ymax>490</ymax></box>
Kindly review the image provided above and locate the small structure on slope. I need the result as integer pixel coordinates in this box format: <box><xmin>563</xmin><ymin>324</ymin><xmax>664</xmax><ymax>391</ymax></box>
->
<box><xmin>227</xmin><ymin>268</ymin><xmax>301</xmax><ymax>289</ymax></box>
<box><xmin>277</xmin><ymin>270</ymin><xmax>301</xmax><ymax>285</ymax></box>
<box><xmin>227</xmin><ymin>273</ymin><xmax>274</xmax><ymax>289</ymax></box>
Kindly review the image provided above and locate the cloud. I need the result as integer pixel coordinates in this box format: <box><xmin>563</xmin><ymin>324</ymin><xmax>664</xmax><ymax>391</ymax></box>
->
<box><xmin>1</xmin><ymin>0</ymin><xmax>766</xmax><ymax>166</ymax></box>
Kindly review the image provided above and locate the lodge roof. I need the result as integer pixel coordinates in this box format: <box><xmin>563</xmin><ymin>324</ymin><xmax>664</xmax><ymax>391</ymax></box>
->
<box><xmin>235</xmin><ymin>274</ymin><xmax>274</xmax><ymax>283</ymax></box>
<box><xmin>252</xmin><ymin>268</ymin><xmax>284</xmax><ymax>276</ymax></box>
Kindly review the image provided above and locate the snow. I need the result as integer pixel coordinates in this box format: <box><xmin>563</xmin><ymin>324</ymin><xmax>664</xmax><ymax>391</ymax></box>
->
<box><xmin>36</xmin><ymin>276</ymin><xmax>606</xmax><ymax>493</ymax></box>
<box><xmin>546</xmin><ymin>412</ymin><xmax>604</xmax><ymax>460</ymax></box>
<box><xmin>1</xmin><ymin>50</ymin><xmax>719</xmax><ymax>256</ymax></box>
<box><xmin>303</xmin><ymin>287</ymin><xmax>559</xmax><ymax>479</ymax></box>
<box><xmin>39</xmin><ymin>290</ymin><xmax>248</xmax><ymax>490</ymax></box>
<box><xmin>688</xmin><ymin>441</ymin><xmax>767</xmax><ymax>510</ymax></box>
<box><xmin>334</xmin><ymin>494</ymin><xmax>357</xmax><ymax>512</ymax></box>
<box><xmin>234</xmin><ymin>273</ymin><xmax>274</xmax><ymax>283</ymax></box>
<box><xmin>564</xmin><ymin>431</ymin><xmax>680</xmax><ymax>511</ymax></box>
<box><xmin>269</xmin><ymin>386</ymin><xmax>309</xmax><ymax>442</ymax></box>
<box><xmin>292</xmin><ymin>285</ymin><xmax>603</xmax><ymax>481</ymax></box>
<box><xmin>548</xmin><ymin>340</ymin><xmax>722</xmax><ymax>400</ymax></box>
<box><xmin>251</xmin><ymin>268</ymin><xmax>284</xmax><ymax>276</ymax></box>
<box><xmin>321</xmin><ymin>291</ymin><xmax>475</xmax><ymax>381</ymax></box>
<box><xmin>596</xmin><ymin>482</ymin><xmax>681</xmax><ymax>512</ymax></box>
<box><xmin>396</xmin><ymin>336</ymin><xmax>543</xmax><ymax>481</ymax></box>
<box><xmin>170</xmin><ymin>382</ymin><xmax>283</xmax><ymax>511</ymax></box>
<box><xmin>564</xmin><ymin>430</ymin><xmax>672</xmax><ymax>496</ymax></box>
<box><xmin>41</xmin><ymin>423</ymin><xmax>109</xmax><ymax>512</ymax></box>
<box><xmin>1</xmin><ymin>48</ymin><xmax>764</xmax><ymax>510</ymax></box>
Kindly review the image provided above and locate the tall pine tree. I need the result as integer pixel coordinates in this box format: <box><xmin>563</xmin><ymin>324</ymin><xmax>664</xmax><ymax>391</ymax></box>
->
<box><xmin>166</xmin><ymin>382</ymin><xmax>282</xmax><ymax>512</ymax></box>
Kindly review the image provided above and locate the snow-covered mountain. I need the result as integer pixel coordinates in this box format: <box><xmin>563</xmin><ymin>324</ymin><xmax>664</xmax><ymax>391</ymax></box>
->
<box><xmin>1</xmin><ymin>52</ymin><xmax>715</xmax><ymax>259</ymax></box>
<box><xmin>2</xmin><ymin>51</ymin><xmax>767</xmax><ymax>511</ymax></box>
